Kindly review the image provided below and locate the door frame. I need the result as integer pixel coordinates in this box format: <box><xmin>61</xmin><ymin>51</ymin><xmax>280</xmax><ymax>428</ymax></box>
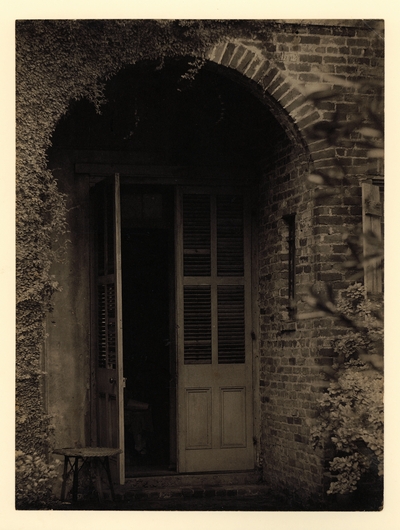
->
<box><xmin>82</xmin><ymin>160</ymin><xmax>261</xmax><ymax>477</ymax></box>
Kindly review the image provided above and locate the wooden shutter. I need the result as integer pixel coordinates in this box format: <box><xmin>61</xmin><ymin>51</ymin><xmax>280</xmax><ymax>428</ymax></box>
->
<box><xmin>93</xmin><ymin>175</ymin><xmax>124</xmax><ymax>484</ymax></box>
<box><xmin>362</xmin><ymin>181</ymin><xmax>383</xmax><ymax>294</ymax></box>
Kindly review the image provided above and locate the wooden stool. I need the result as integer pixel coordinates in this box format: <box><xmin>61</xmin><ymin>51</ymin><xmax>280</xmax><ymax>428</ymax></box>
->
<box><xmin>54</xmin><ymin>447</ymin><xmax>122</xmax><ymax>502</ymax></box>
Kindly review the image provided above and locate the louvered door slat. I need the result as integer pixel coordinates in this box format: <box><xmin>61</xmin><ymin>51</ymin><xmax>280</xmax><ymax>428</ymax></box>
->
<box><xmin>218</xmin><ymin>285</ymin><xmax>245</xmax><ymax>364</ymax></box>
<box><xmin>98</xmin><ymin>284</ymin><xmax>107</xmax><ymax>368</ymax></box>
<box><xmin>217</xmin><ymin>195</ymin><xmax>244</xmax><ymax>277</ymax></box>
<box><xmin>183</xmin><ymin>194</ymin><xmax>211</xmax><ymax>276</ymax></box>
<box><xmin>184</xmin><ymin>285</ymin><xmax>212</xmax><ymax>364</ymax></box>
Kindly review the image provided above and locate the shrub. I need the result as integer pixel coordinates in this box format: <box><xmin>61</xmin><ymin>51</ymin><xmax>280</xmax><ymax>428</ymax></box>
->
<box><xmin>310</xmin><ymin>284</ymin><xmax>383</xmax><ymax>498</ymax></box>
<box><xmin>15</xmin><ymin>450</ymin><xmax>60</xmax><ymax>508</ymax></box>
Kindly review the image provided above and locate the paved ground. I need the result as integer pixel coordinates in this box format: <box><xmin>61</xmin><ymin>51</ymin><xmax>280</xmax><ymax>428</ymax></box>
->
<box><xmin>50</xmin><ymin>494</ymin><xmax>299</xmax><ymax>511</ymax></box>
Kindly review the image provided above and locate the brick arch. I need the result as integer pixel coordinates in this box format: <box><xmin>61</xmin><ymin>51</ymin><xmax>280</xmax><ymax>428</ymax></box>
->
<box><xmin>206</xmin><ymin>40</ymin><xmax>334</xmax><ymax>169</ymax></box>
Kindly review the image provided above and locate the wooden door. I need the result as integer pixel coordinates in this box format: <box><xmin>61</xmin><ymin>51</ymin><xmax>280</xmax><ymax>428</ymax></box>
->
<box><xmin>176</xmin><ymin>187</ymin><xmax>254</xmax><ymax>473</ymax></box>
<box><xmin>93</xmin><ymin>174</ymin><xmax>125</xmax><ymax>484</ymax></box>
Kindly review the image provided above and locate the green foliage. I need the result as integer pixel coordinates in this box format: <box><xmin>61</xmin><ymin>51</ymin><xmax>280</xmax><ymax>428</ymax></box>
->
<box><xmin>310</xmin><ymin>284</ymin><xmax>383</xmax><ymax>496</ymax></box>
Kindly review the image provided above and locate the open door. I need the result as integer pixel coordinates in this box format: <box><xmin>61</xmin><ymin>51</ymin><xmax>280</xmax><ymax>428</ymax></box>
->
<box><xmin>176</xmin><ymin>187</ymin><xmax>254</xmax><ymax>473</ymax></box>
<box><xmin>93</xmin><ymin>174</ymin><xmax>125</xmax><ymax>484</ymax></box>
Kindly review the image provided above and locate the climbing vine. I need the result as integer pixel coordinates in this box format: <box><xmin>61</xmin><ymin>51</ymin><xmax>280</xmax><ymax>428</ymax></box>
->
<box><xmin>16</xmin><ymin>18</ymin><xmax>280</xmax><ymax>507</ymax></box>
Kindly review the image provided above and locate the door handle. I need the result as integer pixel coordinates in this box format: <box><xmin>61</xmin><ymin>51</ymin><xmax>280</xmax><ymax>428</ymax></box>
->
<box><xmin>109</xmin><ymin>378</ymin><xmax>116</xmax><ymax>384</ymax></box>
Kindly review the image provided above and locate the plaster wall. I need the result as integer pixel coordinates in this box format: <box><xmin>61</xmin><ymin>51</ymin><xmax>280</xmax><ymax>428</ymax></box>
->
<box><xmin>46</xmin><ymin>150</ymin><xmax>92</xmax><ymax>450</ymax></box>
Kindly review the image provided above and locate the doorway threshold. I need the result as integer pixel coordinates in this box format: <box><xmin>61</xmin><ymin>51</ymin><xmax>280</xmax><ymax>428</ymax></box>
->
<box><xmin>123</xmin><ymin>469</ymin><xmax>262</xmax><ymax>491</ymax></box>
<box><xmin>126</xmin><ymin>464</ymin><xmax>177</xmax><ymax>478</ymax></box>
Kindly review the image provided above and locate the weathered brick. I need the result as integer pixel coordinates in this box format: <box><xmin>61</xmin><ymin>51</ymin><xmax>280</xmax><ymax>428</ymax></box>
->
<box><xmin>299</xmin><ymin>54</ymin><xmax>323</xmax><ymax>63</ymax></box>
<box><xmin>287</xmin><ymin>62</ymin><xmax>311</xmax><ymax>72</ymax></box>
<box><xmin>347</xmin><ymin>37</ymin><xmax>371</xmax><ymax>47</ymax></box>
<box><xmin>323</xmin><ymin>55</ymin><xmax>347</xmax><ymax>64</ymax></box>
<box><xmin>300</xmin><ymin>36</ymin><xmax>321</xmax><ymax>45</ymax></box>
<box><xmin>298</xmin><ymin>73</ymin><xmax>321</xmax><ymax>83</ymax></box>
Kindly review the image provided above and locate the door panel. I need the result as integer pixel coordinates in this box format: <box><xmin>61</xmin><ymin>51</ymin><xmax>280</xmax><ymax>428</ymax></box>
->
<box><xmin>93</xmin><ymin>174</ymin><xmax>125</xmax><ymax>484</ymax></box>
<box><xmin>176</xmin><ymin>187</ymin><xmax>254</xmax><ymax>473</ymax></box>
<box><xmin>186</xmin><ymin>388</ymin><xmax>212</xmax><ymax>449</ymax></box>
<box><xmin>220</xmin><ymin>387</ymin><xmax>246</xmax><ymax>447</ymax></box>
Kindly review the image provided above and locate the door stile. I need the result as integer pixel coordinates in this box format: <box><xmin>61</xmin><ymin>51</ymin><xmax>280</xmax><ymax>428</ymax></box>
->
<box><xmin>210</xmin><ymin>194</ymin><xmax>218</xmax><ymax>367</ymax></box>
<box><xmin>250</xmin><ymin>188</ymin><xmax>261</xmax><ymax>466</ymax></box>
<box><xmin>175</xmin><ymin>186</ymin><xmax>184</xmax><ymax>472</ymax></box>
<box><xmin>114</xmin><ymin>173</ymin><xmax>125</xmax><ymax>485</ymax></box>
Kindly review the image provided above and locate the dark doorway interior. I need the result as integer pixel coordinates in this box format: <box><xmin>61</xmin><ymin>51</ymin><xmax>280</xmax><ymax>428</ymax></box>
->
<box><xmin>121</xmin><ymin>190</ymin><xmax>174</xmax><ymax>476</ymax></box>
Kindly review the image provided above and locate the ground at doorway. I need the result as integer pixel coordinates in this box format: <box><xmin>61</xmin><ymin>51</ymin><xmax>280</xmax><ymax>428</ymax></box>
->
<box><xmin>39</xmin><ymin>484</ymin><xmax>372</xmax><ymax>511</ymax></box>
<box><xmin>45</xmin><ymin>485</ymin><xmax>306</xmax><ymax>511</ymax></box>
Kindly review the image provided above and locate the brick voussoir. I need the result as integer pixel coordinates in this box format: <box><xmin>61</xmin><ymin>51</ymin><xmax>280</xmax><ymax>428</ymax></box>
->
<box><xmin>268</xmin><ymin>76</ymin><xmax>288</xmax><ymax>97</ymax></box>
<box><xmin>285</xmin><ymin>94</ymin><xmax>307</xmax><ymax>114</ymax></box>
<box><xmin>260</xmin><ymin>68</ymin><xmax>280</xmax><ymax>91</ymax></box>
<box><xmin>244</xmin><ymin>56</ymin><xmax>263</xmax><ymax>79</ymax></box>
<box><xmin>209</xmin><ymin>42</ymin><xmax>228</xmax><ymax>64</ymax></box>
<box><xmin>251</xmin><ymin>59</ymin><xmax>271</xmax><ymax>83</ymax></box>
<box><xmin>221</xmin><ymin>42</ymin><xmax>237</xmax><ymax>66</ymax></box>
<box><xmin>236</xmin><ymin>49</ymin><xmax>256</xmax><ymax>73</ymax></box>
<box><xmin>279</xmin><ymin>88</ymin><xmax>303</xmax><ymax>108</ymax></box>
<box><xmin>229</xmin><ymin>44</ymin><xmax>247</xmax><ymax>69</ymax></box>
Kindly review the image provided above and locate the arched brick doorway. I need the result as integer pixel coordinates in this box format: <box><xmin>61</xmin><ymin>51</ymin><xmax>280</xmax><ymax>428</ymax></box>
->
<box><xmin>48</xmin><ymin>56</ymin><xmax>311</xmax><ymax>484</ymax></box>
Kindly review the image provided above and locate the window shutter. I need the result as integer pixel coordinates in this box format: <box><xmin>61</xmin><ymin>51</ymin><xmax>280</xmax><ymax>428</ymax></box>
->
<box><xmin>362</xmin><ymin>181</ymin><xmax>383</xmax><ymax>294</ymax></box>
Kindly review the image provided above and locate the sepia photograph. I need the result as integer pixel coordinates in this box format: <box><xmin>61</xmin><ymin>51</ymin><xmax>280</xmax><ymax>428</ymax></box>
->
<box><xmin>9</xmin><ymin>11</ymin><xmax>392</xmax><ymax>525</ymax></box>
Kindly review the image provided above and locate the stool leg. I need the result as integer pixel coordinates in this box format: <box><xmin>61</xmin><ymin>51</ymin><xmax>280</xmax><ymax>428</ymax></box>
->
<box><xmin>94</xmin><ymin>458</ymin><xmax>104</xmax><ymax>502</ymax></box>
<box><xmin>104</xmin><ymin>457</ymin><xmax>116</xmax><ymax>502</ymax></box>
<box><xmin>60</xmin><ymin>456</ymin><xmax>69</xmax><ymax>502</ymax></box>
<box><xmin>72</xmin><ymin>457</ymin><xmax>80</xmax><ymax>502</ymax></box>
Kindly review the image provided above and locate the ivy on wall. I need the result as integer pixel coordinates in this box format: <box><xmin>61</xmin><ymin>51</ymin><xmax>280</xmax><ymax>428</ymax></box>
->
<box><xmin>16</xmin><ymin>19</ymin><xmax>279</xmax><ymax>506</ymax></box>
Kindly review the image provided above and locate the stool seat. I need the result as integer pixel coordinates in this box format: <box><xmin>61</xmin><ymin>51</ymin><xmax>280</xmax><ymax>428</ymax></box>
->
<box><xmin>54</xmin><ymin>447</ymin><xmax>122</xmax><ymax>458</ymax></box>
<box><xmin>54</xmin><ymin>447</ymin><xmax>122</xmax><ymax>503</ymax></box>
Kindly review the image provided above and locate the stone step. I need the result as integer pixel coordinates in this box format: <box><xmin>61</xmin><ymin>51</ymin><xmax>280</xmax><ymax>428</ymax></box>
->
<box><xmin>120</xmin><ymin>469</ymin><xmax>262</xmax><ymax>490</ymax></box>
<box><xmin>115</xmin><ymin>482</ymin><xmax>272</xmax><ymax>503</ymax></box>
